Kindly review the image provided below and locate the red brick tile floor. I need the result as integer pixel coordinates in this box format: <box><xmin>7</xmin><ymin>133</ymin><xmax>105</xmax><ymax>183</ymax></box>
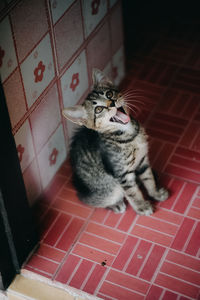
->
<box><xmin>24</xmin><ymin>22</ymin><xmax>200</xmax><ymax>299</ymax></box>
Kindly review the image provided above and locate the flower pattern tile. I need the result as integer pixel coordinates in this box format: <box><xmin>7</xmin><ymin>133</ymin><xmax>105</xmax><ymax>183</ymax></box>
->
<box><xmin>20</xmin><ymin>34</ymin><xmax>55</xmax><ymax>108</ymax></box>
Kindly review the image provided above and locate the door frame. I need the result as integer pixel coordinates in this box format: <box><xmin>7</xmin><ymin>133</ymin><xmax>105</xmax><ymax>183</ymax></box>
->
<box><xmin>0</xmin><ymin>81</ymin><xmax>38</xmax><ymax>290</ymax></box>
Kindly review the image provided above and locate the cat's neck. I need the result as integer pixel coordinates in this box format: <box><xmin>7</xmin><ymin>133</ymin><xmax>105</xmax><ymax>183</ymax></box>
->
<box><xmin>100</xmin><ymin>118</ymin><xmax>140</xmax><ymax>143</ymax></box>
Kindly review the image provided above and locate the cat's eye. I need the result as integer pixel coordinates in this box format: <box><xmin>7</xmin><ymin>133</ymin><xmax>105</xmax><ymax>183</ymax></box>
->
<box><xmin>106</xmin><ymin>90</ymin><xmax>113</xmax><ymax>99</ymax></box>
<box><xmin>95</xmin><ymin>106</ymin><xmax>104</xmax><ymax>114</ymax></box>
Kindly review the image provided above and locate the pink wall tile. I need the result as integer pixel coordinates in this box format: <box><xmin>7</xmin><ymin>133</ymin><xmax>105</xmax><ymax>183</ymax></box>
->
<box><xmin>50</xmin><ymin>0</ymin><xmax>75</xmax><ymax>24</ymax></box>
<box><xmin>0</xmin><ymin>16</ymin><xmax>18</xmax><ymax>82</ymax></box>
<box><xmin>38</xmin><ymin>125</ymin><xmax>67</xmax><ymax>189</ymax></box>
<box><xmin>23</xmin><ymin>158</ymin><xmax>42</xmax><ymax>205</ymax></box>
<box><xmin>110</xmin><ymin>2</ymin><xmax>124</xmax><ymax>54</ymax></box>
<box><xmin>103</xmin><ymin>61</ymin><xmax>113</xmax><ymax>80</ymax></box>
<box><xmin>61</xmin><ymin>50</ymin><xmax>88</xmax><ymax>107</ymax></box>
<box><xmin>87</xmin><ymin>21</ymin><xmax>111</xmax><ymax>78</ymax></box>
<box><xmin>3</xmin><ymin>68</ymin><xmax>27</xmax><ymax>128</ymax></box>
<box><xmin>30</xmin><ymin>83</ymin><xmax>61</xmax><ymax>153</ymax></box>
<box><xmin>82</xmin><ymin>0</ymin><xmax>107</xmax><ymax>37</ymax></box>
<box><xmin>14</xmin><ymin>119</ymin><xmax>35</xmax><ymax>172</ymax></box>
<box><xmin>54</xmin><ymin>1</ymin><xmax>84</xmax><ymax>71</ymax></box>
<box><xmin>20</xmin><ymin>33</ymin><xmax>55</xmax><ymax>108</ymax></box>
<box><xmin>112</xmin><ymin>46</ymin><xmax>125</xmax><ymax>85</ymax></box>
<box><xmin>10</xmin><ymin>0</ymin><xmax>48</xmax><ymax>62</ymax></box>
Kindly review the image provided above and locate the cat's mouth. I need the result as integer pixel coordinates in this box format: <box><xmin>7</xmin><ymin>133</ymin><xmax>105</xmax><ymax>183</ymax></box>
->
<box><xmin>110</xmin><ymin>106</ymin><xmax>130</xmax><ymax>124</ymax></box>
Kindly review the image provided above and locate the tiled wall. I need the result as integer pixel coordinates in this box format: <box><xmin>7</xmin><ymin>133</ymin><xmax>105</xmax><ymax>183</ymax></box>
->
<box><xmin>0</xmin><ymin>0</ymin><xmax>125</xmax><ymax>205</ymax></box>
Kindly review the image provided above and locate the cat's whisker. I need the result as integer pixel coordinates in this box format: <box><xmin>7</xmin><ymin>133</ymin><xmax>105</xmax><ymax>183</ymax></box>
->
<box><xmin>122</xmin><ymin>89</ymin><xmax>147</xmax><ymax>98</ymax></box>
<box><xmin>124</xmin><ymin>99</ymin><xmax>145</xmax><ymax>107</ymax></box>
<box><xmin>126</xmin><ymin>105</ymin><xmax>137</xmax><ymax>116</ymax></box>
<box><xmin>125</xmin><ymin>97</ymin><xmax>145</xmax><ymax>103</ymax></box>
<box><xmin>124</xmin><ymin>94</ymin><xmax>147</xmax><ymax>100</ymax></box>
<box><xmin>125</xmin><ymin>101</ymin><xmax>140</xmax><ymax>108</ymax></box>
<box><xmin>122</xmin><ymin>88</ymin><xmax>144</xmax><ymax>95</ymax></box>
<box><xmin>123</xmin><ymin>92</ymin><xmax>146</xmax><ymax>97</ymax></box>
<box><xmin>125</xmin><ymin>103</ymin><xmax>141</xmax><ymax>115</ymax></box>
<box><xmin>125</xmin><ymin>99</ymin><xmax>146</xmax><ymax>106</ymax></box>
<box><xmin>123</xmin><ymin>93</ymin><xmax>145</xmax><ymax>99</ymax></box>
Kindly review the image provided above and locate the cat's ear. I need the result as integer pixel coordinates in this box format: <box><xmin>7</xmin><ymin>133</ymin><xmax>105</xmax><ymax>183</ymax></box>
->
<box><xmin>92</xmin><ymin>68</ymin><xmax>113</xmax><ymax>87</ymax></box>
<box><xmin>62</xmin><ymin>106</ymin><xmax>87</xmax><ymax>126</ymax></box>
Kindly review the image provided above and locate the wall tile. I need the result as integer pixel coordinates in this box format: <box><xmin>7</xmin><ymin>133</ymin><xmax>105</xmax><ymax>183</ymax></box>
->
<box><xmin>66</xmin><ymin>120</ymin><xmax>79</xmax><ymax>141</ymax></box>
<box><xmin>3</xmin><ymin>68</ymin><xmax>27</xmax><ymax>128</ymax></box>
<box><xmin>110</xmin><ymin>2</ymin><xmax>123</xmax><ymax>54</ymax></box>
<box><xmin>20</xmin><ymin>34</ymin><xmax>55</xmax><ymax>108</ymax></box>
<box><xmin>23</xmin><ymin>159</ymin><xmax>42</xmax><ymax>205</ymax></box>
<box><xmin>0</xmin><ymin>16</ymin><xmax>18</xmax><ymax>82</ymax></box>
<box><xmin>30</xmin><ymin>84</ymin><xmax>61</xmax><ymax>153</ymax></box>
<box><xmin>50</xmin><ymin>0</ymin><xmax>75</xmax><ymax>24</ymax></box>
<box><xmin>54</xmin><ymin>1</ymin><xmax>83</xmax><ymax>71</ymax></box>
<box><xmin>38</xmin><ymin>125</ymin><xmax>67</xmax><ymax>189</ymax></box>
<box><xmin>82</xmin><ymin>0</ymin><xmax>107</xmax><ymax>37</ymax></box>
<box><xmin>61</xmin><ymin>50</ymin><xmax>88</xmax><ymax>107</ymax></box>
<box><xmin>14</xmin><ymin>119</ymin><xmax>35</xmax><ymax>172</ymax></box>
<box><xmin>112</xmin><ymin>45</ymin><xmax>125</xmax><ymax>85</ymax></box>
<box><xmin>103</xmin><ymin>61</ymin><xmax>112</xmax><ymax>80</ymax></box>
<box><xmin>11</xmin><ymin>0</ymin><xmax>48</xmax><ymax>62</ymax></box>
<box><xmin>87</xmin><ymin>21</ymin><xmax>111</xmax><ymax>77</ymax></box>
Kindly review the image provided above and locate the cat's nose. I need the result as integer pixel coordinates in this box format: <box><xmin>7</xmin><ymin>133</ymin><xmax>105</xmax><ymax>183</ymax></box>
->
<box><xmin>109</xmin><ymin>100</ymin><xmax>115</xmax><ymax>107</ymax></box>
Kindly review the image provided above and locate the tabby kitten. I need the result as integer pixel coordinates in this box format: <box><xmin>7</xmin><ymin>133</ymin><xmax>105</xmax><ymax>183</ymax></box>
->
<box><xmin>62</xmin><ymin>69</ymin><xmax>169</xmax><ymax>215</ymax></box>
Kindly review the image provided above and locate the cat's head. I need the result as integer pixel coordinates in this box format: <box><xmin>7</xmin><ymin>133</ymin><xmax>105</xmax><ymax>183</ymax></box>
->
<box><xmin>62</xmin><ymin>69</ymin><xmax>130</xmax><ymax>132</ymax></box>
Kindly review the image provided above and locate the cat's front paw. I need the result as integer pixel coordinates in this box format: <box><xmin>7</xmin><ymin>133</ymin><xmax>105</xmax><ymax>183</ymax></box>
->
<box><xmin>153</xmin><ymin>187</ymin><xmax>169</xmax><ymax>202</ymax></box>
<box><xmin>135</xmin><ymin>201</ymin><xmax>154</xmax><ymax>216</ymax></box>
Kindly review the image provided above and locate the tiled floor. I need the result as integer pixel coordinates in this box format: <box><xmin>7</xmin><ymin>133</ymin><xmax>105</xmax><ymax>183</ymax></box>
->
<box><xmin>24</xmin><ymin>21</ymin><xmax>200</xmax><ymax>299</ymax></box>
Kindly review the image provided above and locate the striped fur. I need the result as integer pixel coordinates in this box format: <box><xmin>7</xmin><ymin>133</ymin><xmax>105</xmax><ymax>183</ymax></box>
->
<box><xmin>62</xmin><ymin>69</ymin><xmax>168</xmax><ymax>215</ymax></box>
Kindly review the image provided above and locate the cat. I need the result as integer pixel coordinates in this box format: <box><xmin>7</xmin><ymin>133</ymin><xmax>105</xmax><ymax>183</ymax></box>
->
<box><xmin>62</xmin><ymin>69</ymin><xmax>169</xmax><ymax>215</ymax></box>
